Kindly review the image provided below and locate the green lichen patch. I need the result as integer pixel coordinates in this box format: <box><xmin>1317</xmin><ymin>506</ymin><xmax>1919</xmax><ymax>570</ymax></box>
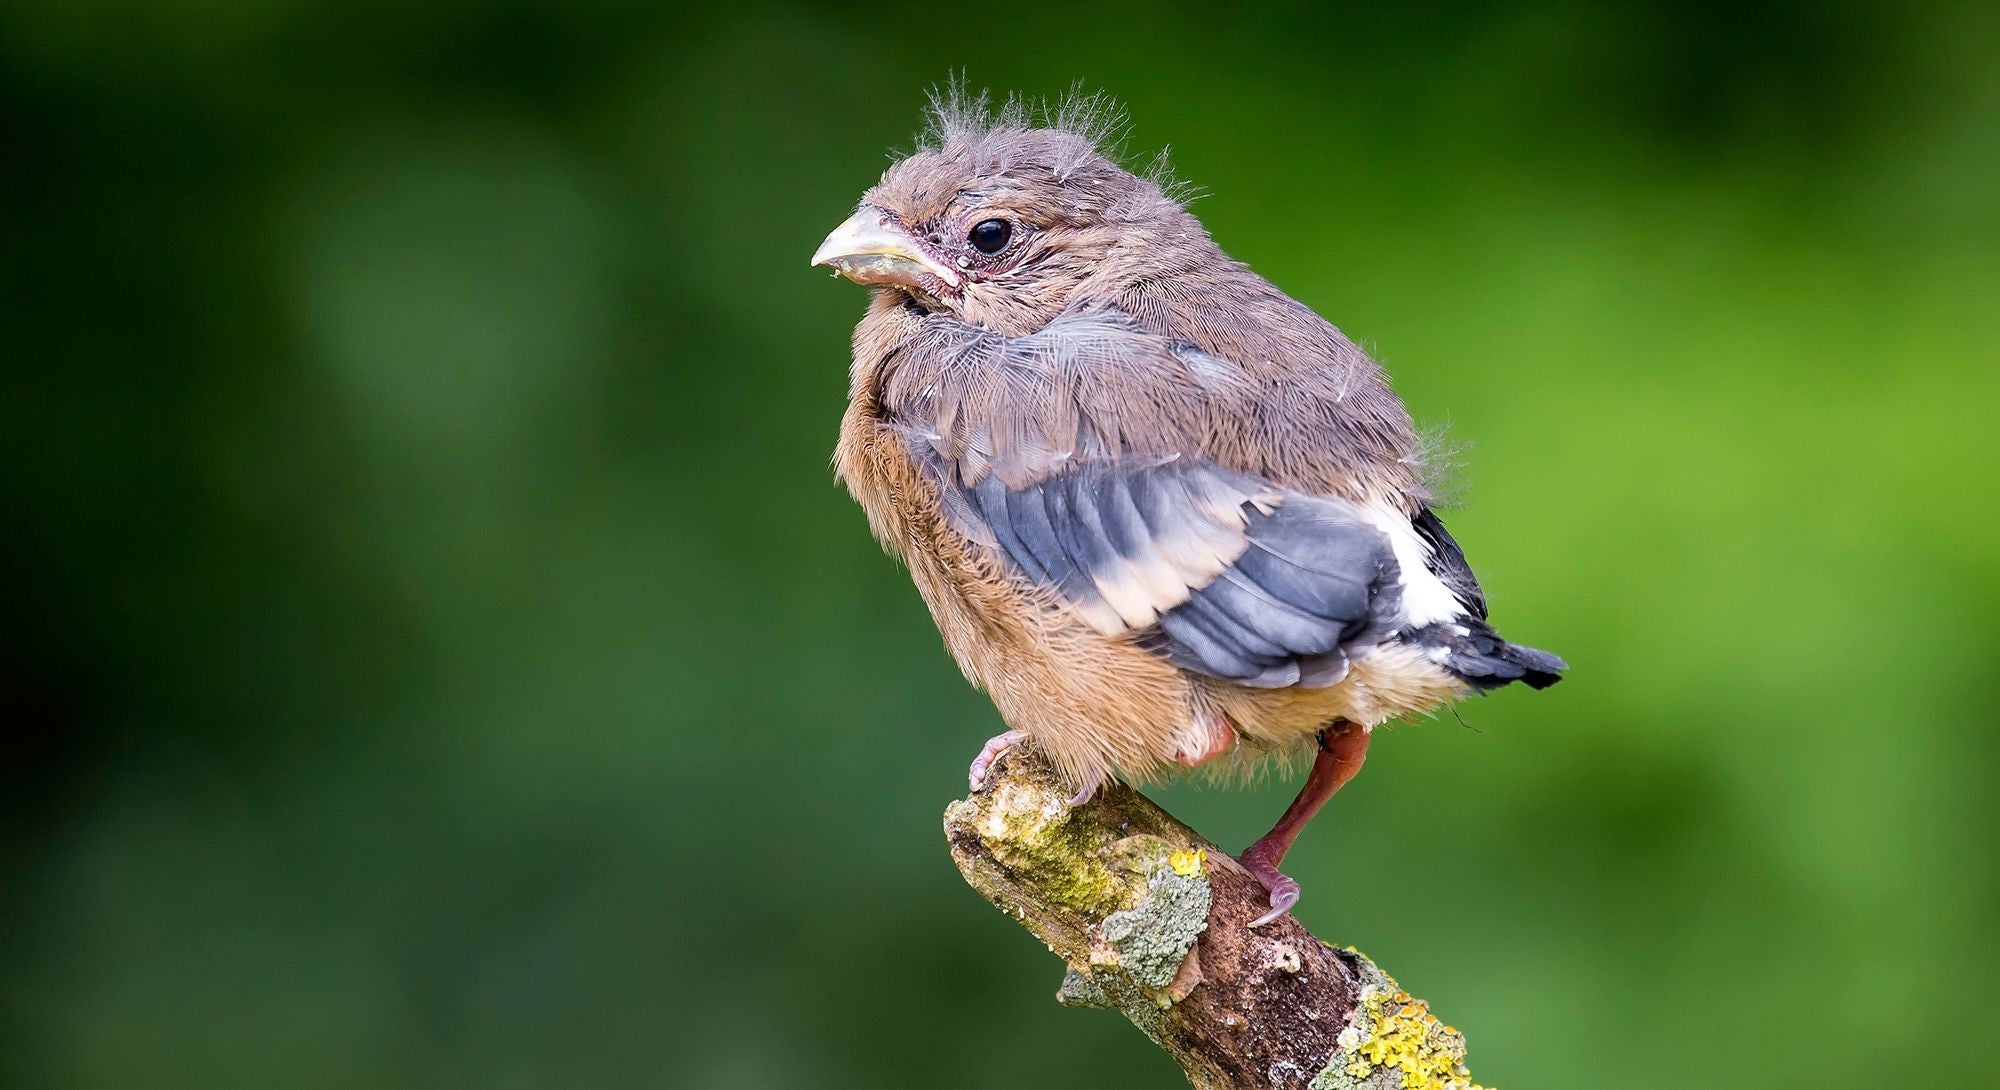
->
<box><xmin>1056</xmin><ymin>967</ymin><xmax>1113</xmax><ymax>1009</ymax></box>
<box><xmin>1051</xmin><ymin>849</ymin><xmax>1211</xmax><ymax>1038</ymax></box>
<box><xmin>1078</xmin><ymin>966</ymin><xmax>1170</xmax><ymax>1042</ymax></box>
<box><xmin>1309</xmin><ymin>949</ymin><xmax>1488</xmax><ymax>1090</ymax></box>
<box><xmin>1100</xmin><ymin>858</ymin><xmax>1212</xmax><ymax>989</ymax></box>
<box><xmin>953</xmin><ymin>779</ymin><xmax>1127</xmax><ymax>917</ymax></box>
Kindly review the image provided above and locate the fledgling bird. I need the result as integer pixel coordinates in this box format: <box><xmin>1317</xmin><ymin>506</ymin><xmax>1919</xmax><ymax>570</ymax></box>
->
<box><xmin>814</xmin><ymin>93</ymin><xmax>1564</xmax><ymax>927</ymax></box>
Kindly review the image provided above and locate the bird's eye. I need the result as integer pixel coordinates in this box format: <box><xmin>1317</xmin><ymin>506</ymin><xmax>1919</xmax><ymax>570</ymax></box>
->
<box><xmin>968</xmin><ymin>219</ymin><xmax>1012</xmax><ymax>254</ymax></box>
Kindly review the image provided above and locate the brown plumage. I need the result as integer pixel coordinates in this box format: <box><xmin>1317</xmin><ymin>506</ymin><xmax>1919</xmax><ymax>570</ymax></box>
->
<box><xmin>816</xmin><ymin>92</ymin><xmax>1563</xmax><ymax>925</ymax></box>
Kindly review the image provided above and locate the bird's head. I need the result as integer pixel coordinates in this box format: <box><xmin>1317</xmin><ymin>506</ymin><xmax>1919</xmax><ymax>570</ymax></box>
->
<box><xmin>812</xmin><ymin>93</ymin><xmax>1203</xmax><ymax>335</ymax></box>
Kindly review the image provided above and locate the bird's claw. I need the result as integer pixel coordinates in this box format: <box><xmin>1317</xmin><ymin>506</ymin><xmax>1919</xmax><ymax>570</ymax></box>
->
<box><xmin>1246</xmin><ymin>874</ymin><xmax>1301</xmax><ymax>928</ymax></box>
<box><xmin>968</xmin><ymin>732</ymin><xmax>1100</xmax><ymax>808</ymax></box>
<box><xmin>1240</xmin><ymin>846</ymin><xmax>1302</xmax><ymax>928</ymax></box>
<box><xmin>967</xmin><ymin>729</ymin><xmax>1029</xmax><ymax>792</ymax></box>
<box><xmin>1066</xmin><ymin>776</ymin><xmax>1101</xmax><ymax>808</ymax></box>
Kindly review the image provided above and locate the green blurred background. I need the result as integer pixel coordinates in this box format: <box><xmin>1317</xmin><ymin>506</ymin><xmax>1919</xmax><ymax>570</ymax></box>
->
<box><xmin>5</xmin><ymin>2</ymin><xmax>1997</xmax><ymax>1087</ymax></box>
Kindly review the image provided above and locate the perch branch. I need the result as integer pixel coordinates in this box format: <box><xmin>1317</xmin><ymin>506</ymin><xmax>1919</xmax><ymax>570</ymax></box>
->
<box><xmin>944</xmin><ymin>744</ymin><xmax>1490</xmax><ymax>1090</ymax></box>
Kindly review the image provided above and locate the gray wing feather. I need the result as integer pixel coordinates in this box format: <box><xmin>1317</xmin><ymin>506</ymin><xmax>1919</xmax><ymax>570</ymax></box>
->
<box><xmin>936</xmin><ymin>459</ymin><xmax>1401</xmax><ymax>688</ymax></box>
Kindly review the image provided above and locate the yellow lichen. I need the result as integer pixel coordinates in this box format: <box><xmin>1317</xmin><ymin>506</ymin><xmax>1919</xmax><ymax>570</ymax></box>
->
<box><xmin>1335</xmin><ymin>982</ymin><xmax>1489</xmax><ymax>1090</ymax></box>
<box><xmin>1168</xmin><ymin>847</ymin><xmax>1206</xmax><ymax>877</ymax></box>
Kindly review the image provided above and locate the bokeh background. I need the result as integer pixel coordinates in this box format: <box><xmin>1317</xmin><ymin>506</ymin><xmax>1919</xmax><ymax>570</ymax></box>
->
<box><xmin>6</xmin><ymin>2</ymin><xmax>1997</xmax><ymax>1087</ymax></box>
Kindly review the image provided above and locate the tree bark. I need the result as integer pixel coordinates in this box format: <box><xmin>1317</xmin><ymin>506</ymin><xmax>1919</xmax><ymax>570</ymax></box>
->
<box><xmin>943</xmin><ymin>744</ymin><xmax>1490</xmax><ymax>1090</ymax></box>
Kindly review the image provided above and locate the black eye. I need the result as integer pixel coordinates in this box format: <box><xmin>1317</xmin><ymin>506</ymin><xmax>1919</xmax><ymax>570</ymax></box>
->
<box><xmin>968</xmin><ymin>219</ymin><xmax>1012</xmax><ymax>254</ymax></box>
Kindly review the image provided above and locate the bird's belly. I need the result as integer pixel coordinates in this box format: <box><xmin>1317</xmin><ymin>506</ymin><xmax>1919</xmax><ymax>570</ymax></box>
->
<box><xmin>1211</xmin><ymin>641</ymin><xmax>1472</xmax><ymax>745</ymax></box>
<box><xmin>919</xmin><ymin>528</ymin><xmax>1211</xmax><ymax>789</ymax></box>
<box><xmin>839</xmin><ymin>423</ymin><xmax>1208</xmax><ymax>786</ymax></box>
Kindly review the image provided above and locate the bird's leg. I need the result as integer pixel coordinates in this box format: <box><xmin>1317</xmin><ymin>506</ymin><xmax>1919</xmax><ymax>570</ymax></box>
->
<box><xmin>1239</xmin><ymin>721</ymin><xmax>1370</xmax><ymax>928</ymax></box>
<box><xmin>967</xmin><ymin>729</ymin><xmax>1028</xmax><ymax>792</ymax></box>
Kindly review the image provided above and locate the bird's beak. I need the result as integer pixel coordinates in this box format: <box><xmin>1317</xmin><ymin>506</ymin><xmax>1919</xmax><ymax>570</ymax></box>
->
<box><xmin>811</xmin><ymin>207</ymin><xmax>962</xmax><ymax>291</ymax></box>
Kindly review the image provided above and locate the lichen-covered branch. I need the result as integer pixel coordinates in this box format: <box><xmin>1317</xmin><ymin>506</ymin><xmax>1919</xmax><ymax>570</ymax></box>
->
<box><xmin>944</xmin><ymin>745</ymin><xmax>1488</xmax><ymax>1090</ymax></box>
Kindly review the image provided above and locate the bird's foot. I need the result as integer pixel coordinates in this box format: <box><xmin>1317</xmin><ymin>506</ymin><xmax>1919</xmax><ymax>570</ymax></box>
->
<box><xmin>967</xmin><ymin>731</ymin><xmax>1100</xmax><ymax>808</ymax></box>
<box><xmin>1233</xmin><ymin>724</ymin><xmax>1369</xmax><ymax>928</ymax></box>
<box><xmin>1239</xmin><ymin>842</ymin><xmax>1302</xmax><ymax>929</ymax></box>
<box><xmin>967</xmin><ymin>729</ymin><xmax>1028</xmax><ymax>792</ymax></box>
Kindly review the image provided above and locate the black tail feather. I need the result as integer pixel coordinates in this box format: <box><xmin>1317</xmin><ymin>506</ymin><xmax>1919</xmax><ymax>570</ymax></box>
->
<box><xmin>1407</xmin><ymin>620</ymin><xmax>1566</xmax><ymax>692</ymax></box>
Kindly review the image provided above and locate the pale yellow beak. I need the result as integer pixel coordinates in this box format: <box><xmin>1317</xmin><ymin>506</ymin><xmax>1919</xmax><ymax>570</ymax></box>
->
<box><xmin>811</xmin><ymin>207</ymin><xmax>962</xmax><ymax>291</ymax></box>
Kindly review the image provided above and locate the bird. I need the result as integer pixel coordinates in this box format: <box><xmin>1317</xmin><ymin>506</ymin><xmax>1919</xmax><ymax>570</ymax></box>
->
<box><xmin>813</xmin><ymin>91</ymin><xmax>1564</xmax><ymax>927</ymax></box>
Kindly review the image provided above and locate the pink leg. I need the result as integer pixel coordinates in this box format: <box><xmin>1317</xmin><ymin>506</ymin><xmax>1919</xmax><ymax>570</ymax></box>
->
<box><xmin>967</xmin><ymin>729</ymin><xmax>1028</xmax><ymax>791</ymax></box>
<box><xmin>1239</xmin><ymin>722</ymin><xmax>1371</xmax><ymax>928</ymax></box>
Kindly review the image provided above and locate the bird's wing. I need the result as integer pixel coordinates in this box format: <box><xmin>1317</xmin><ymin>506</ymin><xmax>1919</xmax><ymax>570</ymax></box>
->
<box><xmin>950</xmin><ymin>461</ymin><xmax>1404</xmax><ymax>687</ymax></box>
<box><xmin>883</xmin><ymin>309</ymin><xmax>1406</xmax><ymax>688</ymax></box>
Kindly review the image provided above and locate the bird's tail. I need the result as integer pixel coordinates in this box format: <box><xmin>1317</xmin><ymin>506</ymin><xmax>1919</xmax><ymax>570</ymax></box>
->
<box><xmin>1412</xmin><ymin>620</ymin><xmax>1566</xmax><ymax>691</ymax></box>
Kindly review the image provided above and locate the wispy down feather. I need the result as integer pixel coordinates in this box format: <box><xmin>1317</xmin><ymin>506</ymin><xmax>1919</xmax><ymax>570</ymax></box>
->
<box><xmin>916</xmin><ymin>75</ymin><xmax>1197</xmax><ymax>205</ymax></box>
